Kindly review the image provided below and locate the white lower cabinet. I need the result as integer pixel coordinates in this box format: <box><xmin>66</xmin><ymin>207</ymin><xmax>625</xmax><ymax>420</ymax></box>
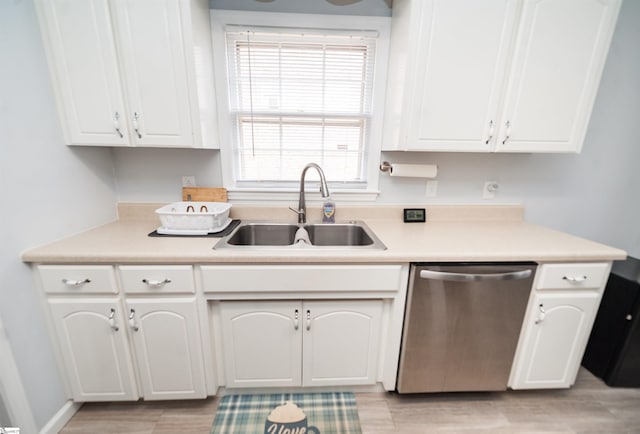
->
<box><xmin>49</xmin><ymin>298</ymin><xmax>207</xmax><ymax>401</ymax></box>
<box><xmin>509</xmin><ymin>262</ymin><xmax>610</xmax><ymax>389</ymax></box>
<box><xmin>41</xmin><ymin>265</ymin><xmax>207</xmax><ymax>402</ymax></box>
<box><xmin>220</xmin><ymin>300</ymin><xmax>383</xmax><ymax>388</ymax></box>
<box><xmin>510</xmin><ymin>292</ymin><xmax>599</xmax><ymax>389</ymax></box>
<box><xmin>48</xmin><ymin>299</ymin><xmax>139</xmax><ymax>401</ymax></box>
<box><xmin>126</xmin><ymin>298</ymin><xmax>206</xmax><ymax>400</ymax></box>
<box><xmin>220</xmin><ymin>301</ymin><xmax>301</xmax><ymax>388</ymax></box>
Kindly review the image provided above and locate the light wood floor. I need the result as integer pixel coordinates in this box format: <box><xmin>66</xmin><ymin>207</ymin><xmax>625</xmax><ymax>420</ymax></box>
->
<box><xmin>59</xmin><ymin>369</ymin><xmax>640</xmax><ymax>433</ymax></box>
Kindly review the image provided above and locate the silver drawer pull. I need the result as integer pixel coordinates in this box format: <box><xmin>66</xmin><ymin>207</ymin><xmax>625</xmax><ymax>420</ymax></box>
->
<box><xmin>562</xmin><ymin>275</ymin><xmax>587</xmax><ymax>283</ymax></box>
<box><xmin>62</xmin><ymin>278</ymin><xmax>91</xmax><ymax>286</ymax></box>
<box><xmin>419</xmin><ymin>269</ymin><xmax>532</xmax><ymax>282</ymax></box>
<box><xmin>142</xmin><ymin>278</ymin><xmax>172</xmax><ymax>288</ymax></box>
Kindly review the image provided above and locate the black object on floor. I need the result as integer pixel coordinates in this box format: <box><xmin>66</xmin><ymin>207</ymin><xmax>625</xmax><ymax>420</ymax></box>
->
<box><xmin>582</xmin><ymin>256</ymin><xmax>640</xmax><ymax>387</ymax></box>
<box><xmin>148</xmin><ymin>219</ymin><xmax>241</xmax><ymax>238</ymax></box>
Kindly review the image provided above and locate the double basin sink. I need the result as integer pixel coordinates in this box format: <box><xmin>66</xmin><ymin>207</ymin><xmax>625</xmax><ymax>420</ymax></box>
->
<box><xmin>215</xmin><ymin>221</ymin><xmax>386</xmax><ymax>250</ymax></box>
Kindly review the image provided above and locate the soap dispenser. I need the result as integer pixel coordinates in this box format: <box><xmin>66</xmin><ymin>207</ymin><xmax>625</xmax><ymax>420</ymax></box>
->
<box><xmin>322</xmin><ymin>197</ymin><xmax>336</xmax><ymax>223</ymax></box>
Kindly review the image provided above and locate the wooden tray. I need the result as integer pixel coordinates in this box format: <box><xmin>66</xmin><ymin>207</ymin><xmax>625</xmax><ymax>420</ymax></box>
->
<box><xmin>182</xmin><ymin>187</ymin><xmax>227</xmax><ymax>202</ymax></box>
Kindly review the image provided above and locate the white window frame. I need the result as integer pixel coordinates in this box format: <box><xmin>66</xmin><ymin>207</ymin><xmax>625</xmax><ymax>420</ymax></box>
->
<box><xmin>211</xmin><ymin>10</ymin><xmax>390</xmax><ymax>202</ymax></box>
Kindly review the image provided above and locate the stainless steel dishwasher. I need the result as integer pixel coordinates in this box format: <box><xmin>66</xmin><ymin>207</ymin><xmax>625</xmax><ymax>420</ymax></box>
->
<box><xmin>397</xmin><ymin>263</ymin><xmax>536</xmax><ymax>393</ymax></box>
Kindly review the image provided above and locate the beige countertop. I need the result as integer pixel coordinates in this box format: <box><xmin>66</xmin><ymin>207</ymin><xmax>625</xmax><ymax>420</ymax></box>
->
<box><xmin>21</xmin><ymin>204</ymin><xmax>626</xmax><ymax>264</ymax></box>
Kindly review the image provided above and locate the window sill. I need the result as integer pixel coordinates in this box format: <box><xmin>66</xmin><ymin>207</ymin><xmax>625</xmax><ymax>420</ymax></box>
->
<box><xmin>227</xmin><ymin>188</ymin><xmax>380</xmax><ymax>203</ymax></box>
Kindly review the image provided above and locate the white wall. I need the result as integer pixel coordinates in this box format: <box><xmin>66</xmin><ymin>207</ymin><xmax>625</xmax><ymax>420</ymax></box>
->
<box><xmin>0</xmin><ymin>0</ymin><xmax>118</xmax><ymax>430</ymax></box>
<box><xmin>114</xmin><ymin>0</ymin><xmax>640</xmax><ymax>257</ymax></box>
<box><xmin>112</xmin><ymin>148</ymin><xmax>222</xmax><ymax>202</ymax></box>
<box><xmin>0</xmin><ymin>394</ymin><xmax>9</xmax><ymax>427</ymax></box>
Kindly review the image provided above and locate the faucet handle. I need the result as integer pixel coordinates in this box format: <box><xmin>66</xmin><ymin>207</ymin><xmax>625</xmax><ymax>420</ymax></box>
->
<box><xmin>289</xmin><ymin>207</ymin><xmax>305</xmax><ymax>224</ymax></box>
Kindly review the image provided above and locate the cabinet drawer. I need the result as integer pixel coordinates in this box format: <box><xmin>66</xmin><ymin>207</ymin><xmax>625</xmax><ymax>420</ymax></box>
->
<box><xmin>118</xmin><ymin>265</ymin><xmax>195</xmax><ymax>294</ymax></box>
<box><xmin>200</xmin><ymin>264</ymin><xmax>404</xmax><ymax>293</ymax></box>
<box><xmin>536</xmin><ymin>263</ymin><xmax>610</xmax><ymax>291</ymax></box>
<box><xmin>39</xmin><ymin>265</ymin><xmax>117</xmax><ymax>294</ymax></box>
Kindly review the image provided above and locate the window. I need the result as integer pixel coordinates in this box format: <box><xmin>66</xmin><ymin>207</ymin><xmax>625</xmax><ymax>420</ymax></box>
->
<box><xmin>211</xmin><ymin>11</ymin><xmax>390</xmax><ymax>200</ymax></box>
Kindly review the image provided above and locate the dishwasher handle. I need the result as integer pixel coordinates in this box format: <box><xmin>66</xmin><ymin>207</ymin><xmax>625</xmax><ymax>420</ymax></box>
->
<box><xmin>419</xmin><ymin>268</ymin><xmax>532</xmax><ymax>282</ymax></box>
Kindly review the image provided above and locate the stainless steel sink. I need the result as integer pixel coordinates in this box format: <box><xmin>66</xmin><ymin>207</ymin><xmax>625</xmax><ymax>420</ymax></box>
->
<box><xmin>304</xmin><ymin>223</ymin><xmax>374</xmax><ymax>246</ymax></box>
<box><xmin>215</xmin><ymin>221</ymin><xmax>386</xmax><ymax>250</ymax></box>
<box><xmin>226</xmin><ymin>223</ymin><xmax>299</xmax><ymax>246</ymax></box>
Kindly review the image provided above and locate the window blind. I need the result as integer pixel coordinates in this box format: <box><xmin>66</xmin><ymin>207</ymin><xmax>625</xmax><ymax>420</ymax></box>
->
<box><xmin>225</xmin><ymin>26</ymin><xmax>378</xmax><ymax>185</ymax></box>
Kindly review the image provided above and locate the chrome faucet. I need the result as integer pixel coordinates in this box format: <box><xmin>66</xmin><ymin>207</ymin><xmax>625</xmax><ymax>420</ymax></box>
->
<box><xmin>289</xmin><ymin>163</ymin><xmax>330</xmax><ymax>224</ymax></box>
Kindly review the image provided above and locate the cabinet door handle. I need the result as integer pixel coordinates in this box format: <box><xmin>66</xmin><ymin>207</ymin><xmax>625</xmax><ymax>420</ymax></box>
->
<box><xmin>61</xmin><ymin>278</ymin><xmax>91</xmax><ymax>287</ymax></box>
<box><xmin>562</xmin><ymin>275</ymin><xmax>587</xmax><ymax>283</ymax></box>
<box><xmin>133</xmin><ymin>112</ymin><xmax>142</xmax><ymax>139</ymax></box>
<box><xmin>502</xmin><ymin>120</ymin><xmax>511</xmax><ymax>145</ymax></box>
<box><xmin>294</xmin><ymin>309</ymin><xmax>299</xmax><ymax>330</ymax></box>
<box><xmin>128</xmin><ymin>309</ymin><xmax>139</xmax><ymax>332</ymax></box>
<box><xmin>108</xmin><ymin>308</ymin><xmax>119</xmax><ymax>331</ymax></box>
<box><xmin>535</xmin><ymin>303</ymin><xmax>546</xmax><ymax>325</ymax></box>
<box><xmin>485</xmin><ymin>120</ymin><xmax>494</xmax><ymax>144</ymax></box>
<box><xmin>113</xmin><ymin>112</ymin><xmax>124</xmax><ymax>138</ymax></box>
<box><xmin>142</xmin><ymin>278</ymin><xmax>172</xmax><ymax>287</ymax></box>
<box><xmin>306</xmin><ymin>309</ymin><xmax>311</xmax><ymax>331</ymax></box>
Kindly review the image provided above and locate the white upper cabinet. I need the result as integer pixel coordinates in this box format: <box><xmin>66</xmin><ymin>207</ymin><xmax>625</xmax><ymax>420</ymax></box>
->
<box><xmin>383</xmin><ymin>0</ymin><xmax>621</xmax><ymax>153</ymax></box>
<box><xmin>37</xmin><ymin>0</ymin><xmax>128</xmax><ymax>146</ymax></box>
<box><xmin>496</xmin><ymin>0</ymin><xmax>621</xmax><ymax>152</ymax></box>
<box><xmin>37</xmin><ymin>0</ymin><xmax>218</xmax><ymax>148</ymax></box>
<box><xmin>394</xmin><ymin>0</ymin><xmax>520</xmax><ymax>152</ymax></box>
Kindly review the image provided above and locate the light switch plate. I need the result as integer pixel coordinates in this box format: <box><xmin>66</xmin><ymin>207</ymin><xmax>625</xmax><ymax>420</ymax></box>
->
<box><xmin>425</xmin><ymin>180</ymin><xmax>438</xmax><ymax>197</ymax></box>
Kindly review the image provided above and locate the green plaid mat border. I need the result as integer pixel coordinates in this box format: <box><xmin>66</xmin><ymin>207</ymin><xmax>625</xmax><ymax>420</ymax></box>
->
<box><xmin>211</xmin><ymin>392</ymin><xmax>362</xmax><ymax>434</ymax></box>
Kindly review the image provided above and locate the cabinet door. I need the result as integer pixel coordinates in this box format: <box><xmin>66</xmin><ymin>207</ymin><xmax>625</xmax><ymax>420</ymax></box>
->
<box><xmin>496</xmin><ymin>0</ymin><xmax>621</xmax><ymax>152</ymax></box>
<box><xmin>510</xmin><ymin>292</ymin><xmax>600</xmax><ymax>389</ymax></box>
<box><xmin>48</xmin><ymin>299</ymin><xmax>138</xmax><ymax>401</ymax></box>
<box><xmin>302</xmin><ymin>300</ymin><xmax>382</xmax><ymax>386</ymax></box>
<box><xmin>127</xmin><ymin>298</ymin><xmax>206</xmax><ymax>400</ymax></box>
<box><xmin>38</xmin><ymin>0</ymin><xmax>129</xmax><ymax>145</ymax></box>
<box><xmin>220</xmin><ymin>301</ymin><xmax>302</xmax><ymax>388</ymax></box>
<box><xmin>113</xmin><ymin>0</ymin><xmax>195</xmax><ymax>147</ymax></box>
<box><xmin>405</xmin><ymin>0</ymin><xmax>519</xmax><ymax>151</ymax></box>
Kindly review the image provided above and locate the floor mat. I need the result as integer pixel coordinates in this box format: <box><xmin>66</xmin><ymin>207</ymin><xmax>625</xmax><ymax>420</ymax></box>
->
<box><xmin>211</xmin><ymin>392</ymin><xmax>361</xmax><ymax>434</ymax></box>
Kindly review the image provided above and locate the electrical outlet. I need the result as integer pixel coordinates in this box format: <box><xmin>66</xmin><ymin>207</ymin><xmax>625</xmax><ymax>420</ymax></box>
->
<box><xmin>483</xmin><ymin>181</ymin><xmax>499</xmax><ymax>199</ymax></box>
<box><xmin>425</xmin><ymin>180</ymin><xmax>438</xmax><ymax>197</ymax></box>
<box><xmin>182</xmin><ymin>176</ymin><xmax>196</xmax><ymax>187</ymax></box>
